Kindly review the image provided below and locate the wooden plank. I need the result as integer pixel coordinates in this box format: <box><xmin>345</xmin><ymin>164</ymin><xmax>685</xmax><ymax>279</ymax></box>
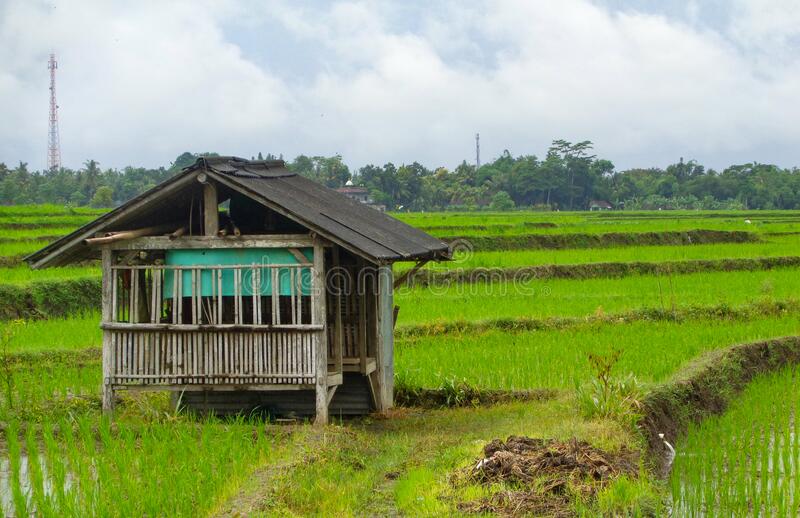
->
<box><xmin>115</xmin><ymin>383</ymin><xmax>315</xmax><ymax>392</ymax></box>
<box><xmin>101</xmin><ymin>247</ymin><xmax>115</xmax><ymax>413</ymax></box>
<box><xmin>203</xmin><ymin>181</ymin><xmax>219</xmax><ymax>236</ymax></box>
<box><xmin>107</xmin><ymin>234</ymin><xmax>314</xmax><ymax>251</ymax></box>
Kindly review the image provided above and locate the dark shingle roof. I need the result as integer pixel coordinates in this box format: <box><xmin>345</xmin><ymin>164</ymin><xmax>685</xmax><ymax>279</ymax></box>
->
<box><xmin>25</xmin><ymin>157</ymin><xmax>450</xmax><ymax>268</ymax></box>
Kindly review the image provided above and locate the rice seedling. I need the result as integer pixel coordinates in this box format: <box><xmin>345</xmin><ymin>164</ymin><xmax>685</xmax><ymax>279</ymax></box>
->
<box><xmin>397</xmin><ymin>234</ymin><xmax>800</xmax><ymax>271</ymax></box>
<box><xmin>0</xmin><ymin>205</ymin><xmax>106</xmax><ymax>217</ymax></box>
<box><xmin>396</xmin><ymin>315</ymin><xmax>800</xmax><ymax>390</ymax></box>
<box><xmin>395</xmin><ymin>210</ymin><xmax>800</xmax><ymax>237</ymax></box>
<box><xmin>0</xmin><ymin>214</ymin><xmax>97</xmax><ymax>227</ymax></box>
<box><xmin>0</xmin><ymin>265</ymin><xmax>99</xmax><ymax>284</ymax></box>
<box><xmin>395</xmin><ymin>267</ymin><xmax>800</xmax><ymax>325</ymax></box>
<box><xmin>4</xmin><ymin>313</ymin><xmax>101</xmax><ymax>353</ymax></box>
<box><xmin>670</xmin><ymin>365</ymin><xmax>800</xmax><ymax>515</ymax></box>
<box><xmin>0</xmin><ymin>226</ymin><xmax>75</xmax><ymax>240</ymax></box>
<box><xmin>0</xmin><ymin>240</ymin><xmax>56</xmax><ymax>259</ymax></box>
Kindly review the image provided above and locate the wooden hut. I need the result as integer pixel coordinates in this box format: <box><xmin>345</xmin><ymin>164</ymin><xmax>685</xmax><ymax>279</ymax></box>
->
<box><xmin>25</xmin><ymin>157</ymin><xmax>450</xmax><ymax>423</ymax></box>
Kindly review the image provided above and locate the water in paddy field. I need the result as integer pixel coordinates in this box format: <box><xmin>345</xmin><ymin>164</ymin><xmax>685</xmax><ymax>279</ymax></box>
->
<box><xmin>669</xmin><ymin>419</ymin><xmax>800</xmax><ymax>516</ymax></box>
<box><xmin>0</xmin><ymin>452</ymin><xmax>74</xmax><ymax>516</ymax></box>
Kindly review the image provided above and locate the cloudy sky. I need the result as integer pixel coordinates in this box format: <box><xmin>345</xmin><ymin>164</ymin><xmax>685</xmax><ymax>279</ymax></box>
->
<box><xmin>1</xmin><ymin>0</ymin><xmax>798</xmax><ymax>172</ymax></box>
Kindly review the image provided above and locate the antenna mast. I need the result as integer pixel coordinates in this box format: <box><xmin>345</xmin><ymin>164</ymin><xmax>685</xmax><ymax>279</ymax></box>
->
<box><xmin>47</xmin><ymin>53</ymin><xmax>62</xmax><ymax>171</ymax></box>
<box><xmin>475</xmin><ymin>133</ymin><xmax>480</xmax><ymax>170</ymax></box>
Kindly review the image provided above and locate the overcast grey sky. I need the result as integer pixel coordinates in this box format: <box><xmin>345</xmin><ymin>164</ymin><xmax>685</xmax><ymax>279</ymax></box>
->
<box><xmin>1</xmin><ymin>0</ymin><xmax>798</xmax><ymax>172</ymax></box>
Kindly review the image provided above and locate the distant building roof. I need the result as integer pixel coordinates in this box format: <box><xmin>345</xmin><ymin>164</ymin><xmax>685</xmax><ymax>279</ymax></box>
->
<box><xmin>335</xmin><ymin>186</ymin><xmax>369</xmax><ymax>194</ymax></box>
<box><xmin>589</xmin><ymin>200</ymin><xmax>613</xmax><ymax>209</ymax></box>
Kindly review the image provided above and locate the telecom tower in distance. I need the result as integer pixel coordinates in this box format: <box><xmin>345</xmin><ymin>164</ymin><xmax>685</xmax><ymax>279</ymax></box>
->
<box><xmin>47</xmin><ymin>53</ymin><xmax>62</xmax><ymax>171</ymax></box>
<box><xmin>475</xmin><ymin>133</ymin><xmax>481</xmax><ymax>170</ymax></box>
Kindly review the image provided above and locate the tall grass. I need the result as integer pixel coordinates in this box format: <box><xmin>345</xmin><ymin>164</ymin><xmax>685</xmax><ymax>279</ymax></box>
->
<box><xmin>397</xmin><ymin>235</ymin><xmax>800</xmax><ymax>271</ymax></box>
<box><xmin>0</xmin><ymin>205</ymin><xmax>106</xmax><ymax>217</ymax></box>
<box><xmin>671</xmin><ymin>365</ymin><xmax>800</xmax><ymax>515</ymax></box>
<box><xmin>396</xmin><ymin>315</ymin><xmax>800</xmax><ymax>390</ymax></box>
<box><xmin>395</xmin><ymin>267</ymin><xmax>800</xmax><ymax>325</ymax></box>
<box><xmin>0</xmin><ymin>357</ymin><xmax>280</xmax><ymax>517</ymax></box>
<box><xmin>5</xmin><ymin>313</ymin><xmax>101</xmax><ymax>353</ymax></box>
<box><xmin>395</xmin><ymin>210</ymin><xmax>800</xmax><ymax>236</ymax></box>
<box><xmin>0</xmin><ymin>241</ymin><xmax>55</xmax><ymax>259</ymax></box>
<box><xmin>0</xmin><ymin>266</ymin><xmax>99</xmax><ymax>284</ymax></box>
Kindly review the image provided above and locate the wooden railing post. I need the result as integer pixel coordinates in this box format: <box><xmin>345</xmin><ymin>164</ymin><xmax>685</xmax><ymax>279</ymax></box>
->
<box><xmin>101</xmin><ymin>247</ymin><xmax>115</xmax><ymax>413</ymax></box>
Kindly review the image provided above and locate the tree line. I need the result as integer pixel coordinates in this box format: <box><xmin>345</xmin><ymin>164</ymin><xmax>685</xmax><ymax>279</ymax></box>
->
<box><xmin>2</xmin><ymin>142</ymin><xmax>799</xmax><ymax>210</ymax></box>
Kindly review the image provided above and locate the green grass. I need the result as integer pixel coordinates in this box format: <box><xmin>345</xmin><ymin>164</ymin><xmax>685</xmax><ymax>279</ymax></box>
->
<box><xmin>0</xmin><ymin>226</ymin><xmax>76</xmax><ymax>239</ymax></box>
<box><xmin>395</xmin><ymin>267</ymin><xmax>800</xmax><ymax>325</ymax></box>
<box><xmin>260</xmin><ymin>397</ymin><xmax>644</xmax><ymax>516</ymax></box>
<box><xmin>400</xmin><ymin>234</ymin><xmax>800</xmax><ymax>271</ymax></box>
<box><xmin>670</xmin><ymin>364</ymin><xmax>800</xmax><ymax>515</ymax></box>
<box><xmin>0</xmin><ymin>265</ymin><xmax>98</xmax><ymax>284</ymax></box>
<box><xmin>5</xmin><ymin>313</ymin><xmax>101</xmax><ymax>353</ymax></box>
<box><xmin>0</xmin><ymin>204</ymin><xmax>106</xmax><ymax>217</ymax></box>
<box><xmin>0</xmin><ymin>214</ymin><xmax>97</xmax><ymax>226</ymax></box>
<box><xmin>0</xmin><ymin>240</ymin><xmax>54</xmax><ymax>259</ymax></box>
<box><xmin>396</xmin><ymin>314</ymin><xmax>800</xmax><ymax>390</ymax></box>
<box><xmin>395</xmin><ymin>210</ymin><xmax>800</xmax><ymax>237</ymax></box>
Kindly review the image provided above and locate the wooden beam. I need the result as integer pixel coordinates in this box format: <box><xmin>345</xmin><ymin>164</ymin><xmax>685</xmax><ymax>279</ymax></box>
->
<box><xmin>326</xmin><ymin>385</ymin><xmax>339</xmax><ymax>406</ymax></box>
<box><xmin>203</xmin><ymin>181</ymin><xmax>219</xmax><ymax>236</ymax></box>
<box><xmin>114</xmin><ymin>384</ymin><xmax>315</xmax><ymax>392</ymax></box>
<box><xmin>100</xmin><ymin>322</ymin><xmax>323</xmax><ymax>332</ymax></box>
<box><xmin>106</xmin><ymin>234</ymin><xmax>314</xmax><ymax>251</ymax></box>
<box><xmin>331</xmin><ymin>358</ymin><xmax>376</xmax><ymax>374</ymax></box>
<box><xmin>84</xmin><ymin>223</ymin><xmax>179</xmax><ymax>245</ymax></box>
<box><xmin>287</xmin><ymin>247</ymin><xmax>309</xmax><ymax>264</ymax></box>
<box><xmin>393</xmin><ymin>259</ymin><xmax>429</xmax><ymax>289</ymax></box>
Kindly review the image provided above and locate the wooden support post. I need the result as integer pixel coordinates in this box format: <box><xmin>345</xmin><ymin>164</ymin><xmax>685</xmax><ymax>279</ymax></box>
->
<box><xmin>358</xmin><ymin>259</ymin><xmax>368</xmax><ymax>375</ymax></box>
<box><xmin>332</xmin><ymin>247</ymin><xmax>343</xmax><ymax>375</ymax></box>
<box><xmin>101</xmin><ymin>247</ymin><xmax>115</xmax><ymax>413</ymax></box>
<box><xmin>393</xmin><ymin>259</ymin><xmax>429</xmax><ymax>289</ymax></box>
<box><xmin>313</xmin><ymin>240</ymin><xmax>329</xmax><ymax>425</ymax></box>
<box><xmin>201</xmin><ymin>178</ymin><xmax>218</xmax><ymax>237</ymax></box>
<box><xmin>375</xmin><ymin>265</ymin><xmax>394</xmax><ymax>411</ymax></box>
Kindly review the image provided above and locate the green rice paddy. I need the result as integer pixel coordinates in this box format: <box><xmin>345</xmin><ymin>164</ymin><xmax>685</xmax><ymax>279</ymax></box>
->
<box><xmin>670</xmin><ymin>365</ymin><xmax>800</xmax><ymax>515</ymax></box>
<box><xmin>1</xmin><ymin>206</ymin><xmax>800</xmax><ymax>515</ymax></box>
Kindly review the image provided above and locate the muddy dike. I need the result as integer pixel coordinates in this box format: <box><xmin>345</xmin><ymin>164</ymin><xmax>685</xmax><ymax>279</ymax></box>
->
<box><xmin>0</xmin><ymin>277</ymin><xmax>101</xmax><ymax>320</ymax></box>
<box><xmin>639</xmin><ymin>335</ymin><xmax>800</xmax><ymax>477</ymax></box>
<box><xmin>441</xmin><ymin>229</ymin><xmax>758</xmax><ymax>252</ymax></box>
<box><xmin>394</xmin><ymin>385</ymin><xmax>556</xmax><ymax>408</ymax></box>
<box><xmin>419</xmin><ymin>222</ymin><xmax>557</xmax><ymax>232</ymax></box>
<box><xmin>454</xmin><ymin>436</ymin><xmax>639</xmax><ymax>516</ymax></box>
<box><xmin>396</xmin><ymin>299</ymin><xmax>800</xmax><ymax>339</ymax></box>
<box><xmin>403</xmin><ymin>255</ymin><xmax>800</xmax><ymax>287</ymax></box>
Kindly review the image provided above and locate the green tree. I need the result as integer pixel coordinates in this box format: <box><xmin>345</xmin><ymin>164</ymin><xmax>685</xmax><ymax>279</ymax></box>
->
<box><xmin>90</xmin><ymin>186</ymin><xmax>114</xmax><ymax>207</ymax></box>
<box><xmin>490</xmin><ymin>191</ymin><xmax>515</xmax><ymax>211</ymax></box>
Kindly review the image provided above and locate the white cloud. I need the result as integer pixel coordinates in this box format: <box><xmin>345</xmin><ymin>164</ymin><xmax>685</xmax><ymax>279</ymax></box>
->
<box><xmin>0</xmin><ymin>0</ymin><xmax>291</xmax><ymax>169</ymax></box>
<box><xmin>1</xmin><ymin>0</ymin><xmax>799</xmax><ymax>171</ymax></box>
